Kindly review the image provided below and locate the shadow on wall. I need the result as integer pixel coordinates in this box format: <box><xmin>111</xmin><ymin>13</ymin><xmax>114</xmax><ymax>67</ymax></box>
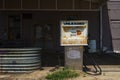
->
<box><xmin>83</xmin><ymin>53</ymin><xmax>120</xmax><ymax>66</ymax></box>
<box><xmin>102</xmin><ymin>3</ymin><xmax>113</xmax><ymax>52</ymax></box>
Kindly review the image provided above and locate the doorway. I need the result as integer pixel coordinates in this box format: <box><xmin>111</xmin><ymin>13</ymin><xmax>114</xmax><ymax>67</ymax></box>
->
<box><xmin>34</xmin><ymin>24</ymin><xmax>54</xmax><ymax>50</ymax></box>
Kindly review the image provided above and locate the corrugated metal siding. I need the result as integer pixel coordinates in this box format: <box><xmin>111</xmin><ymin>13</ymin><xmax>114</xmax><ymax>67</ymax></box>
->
<box><xmin>112</xmin><ymin>40</ymin><xmax>120</xmax><ymax>51</ymax></box>
<box><xmin>111</xmin><ymin>21</ymin><xmax>120</xmax><ymax>39</ymax></box>
<box><xmin>109</xmin><ymin>10</ymin><xmax>120</xmax><ymax>19</ymax></box>
<box><xmin>0</xmin><ymin>48</ymin><xmax>41</xmax><ymax>73</ymax></box>
<box><xmin>107</xmin><ymin>1</ymin><xmax>120</xmax><ymax>52</ymax></box>
<box><xmin>108</xmin><ymin>1</ymin><xmax>120</xmax><ymax>9</ymax></box>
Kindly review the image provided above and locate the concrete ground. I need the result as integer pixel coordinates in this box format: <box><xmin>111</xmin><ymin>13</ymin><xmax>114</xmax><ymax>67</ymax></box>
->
<box><xmin>0</xmin><ymin>67</ymin><xmax>120</xmax><ymax>80</ymax></box>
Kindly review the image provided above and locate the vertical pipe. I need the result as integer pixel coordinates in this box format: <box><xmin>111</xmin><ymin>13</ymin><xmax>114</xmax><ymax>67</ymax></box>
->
<box><xmin>100</xmin><ymin>1</ymin><xmax>108</xmax><ymax>52</ymax></box>
<box><xmin>100</xmin><ymin>6</ymin><xmax>103</xmax><ymax>52</ymax></box>
<box><xmin>21</xmin><ymin>14</ymin><xmax>22</xmax><ymax>40</ymax></box>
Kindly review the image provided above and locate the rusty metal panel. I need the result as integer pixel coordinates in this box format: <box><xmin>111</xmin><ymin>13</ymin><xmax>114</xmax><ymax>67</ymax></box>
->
<box><xmin>111</xmin><ymin>22</ymin><xmax>120</xmax><ymax>39</ymax></box>
<box><xmin>108</xmin><ymin>2</ymin><xmax>120</xmax><ymax>9</ymax></box>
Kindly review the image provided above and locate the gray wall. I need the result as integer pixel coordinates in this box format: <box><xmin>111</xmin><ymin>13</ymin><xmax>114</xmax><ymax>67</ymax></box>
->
<box><xmin>107</xmin><ymin>1</ymin><xmax>120</xmax><ymax>52</ymax></box>
<box><xmin>102</xmin><ymin>1</ymin><xmax>120</xmax><ymax>52</ymax></box>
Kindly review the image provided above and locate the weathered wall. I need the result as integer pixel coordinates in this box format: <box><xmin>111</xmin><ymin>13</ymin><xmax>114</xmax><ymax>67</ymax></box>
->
<box><xmin>0</xmin><ymin>11</ymin><xmax>100</xmax><ymax>49</ymax></box>
<box><xmin>33</xmin><ymin>11</ymin><xmax>100</xmax><ymax>50</ymax></box>
<box><xmin>61</xmin><ymin>11</ymin><xmax>100</xmax><ymax>50</ymax></box>
<box><xmin>0</xmin><ymin>11</ymin><xmax>100</xmax><ymax>66</ymax></box>
<box><xmin>107</xmin><ymin>1</ymin><xmax>120</xmax><ymax>52</ymax></box>
<box><xmin>102</xmin><ymin>1</ymin><xmax>120</xmax><ymax>52</ymax></box>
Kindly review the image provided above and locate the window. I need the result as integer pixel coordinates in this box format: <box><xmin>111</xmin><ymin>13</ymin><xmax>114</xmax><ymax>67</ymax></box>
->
<box><xmin>8</xmin><ymin>15</ymin><xmax>21</xmax><ymax>40</ymax></box>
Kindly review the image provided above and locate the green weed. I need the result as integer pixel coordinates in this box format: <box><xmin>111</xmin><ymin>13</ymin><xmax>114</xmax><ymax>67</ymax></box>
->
<box><xmin>45</xmin><ymin>68</ymin><xmax>79</xmax><ymax>80</ymax></box>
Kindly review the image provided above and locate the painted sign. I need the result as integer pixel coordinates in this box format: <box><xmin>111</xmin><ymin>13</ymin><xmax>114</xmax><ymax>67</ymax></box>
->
<box><xmin>61</xmin><ymin>20</ymin><xmax>88</xmax><ymax>46</ymax></box>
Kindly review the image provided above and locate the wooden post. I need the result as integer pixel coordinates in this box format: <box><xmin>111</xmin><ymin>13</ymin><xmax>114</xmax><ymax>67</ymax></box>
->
<box><xmin>65</xmin><ymin>46</ymin><xmax>83</xmax><ymax>70</ymax></box>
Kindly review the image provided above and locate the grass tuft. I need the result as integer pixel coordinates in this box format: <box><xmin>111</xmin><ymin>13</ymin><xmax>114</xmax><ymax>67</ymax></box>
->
<box><xmin>45</xmin><ymin>68</ymin><xmax>79</xmax><ymax>80</ymax></box>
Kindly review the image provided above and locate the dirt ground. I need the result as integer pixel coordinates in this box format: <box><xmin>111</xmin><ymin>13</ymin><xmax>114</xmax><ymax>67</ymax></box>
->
<box><xmin>0</xmin><ymin>67</ymin><xmax>120</xmax><ymax>80</ymax></box>
<box><xmin>0</xmin><ymin>53</ymin><xmax>120</xmax><ymax>80</ymax></box>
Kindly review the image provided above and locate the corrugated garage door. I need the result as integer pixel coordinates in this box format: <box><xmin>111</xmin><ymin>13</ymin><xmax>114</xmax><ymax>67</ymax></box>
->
<box><xmin>108</xmin><ymin>1</ymin><xmax>120</xmax><ymax>53</ymax></box>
